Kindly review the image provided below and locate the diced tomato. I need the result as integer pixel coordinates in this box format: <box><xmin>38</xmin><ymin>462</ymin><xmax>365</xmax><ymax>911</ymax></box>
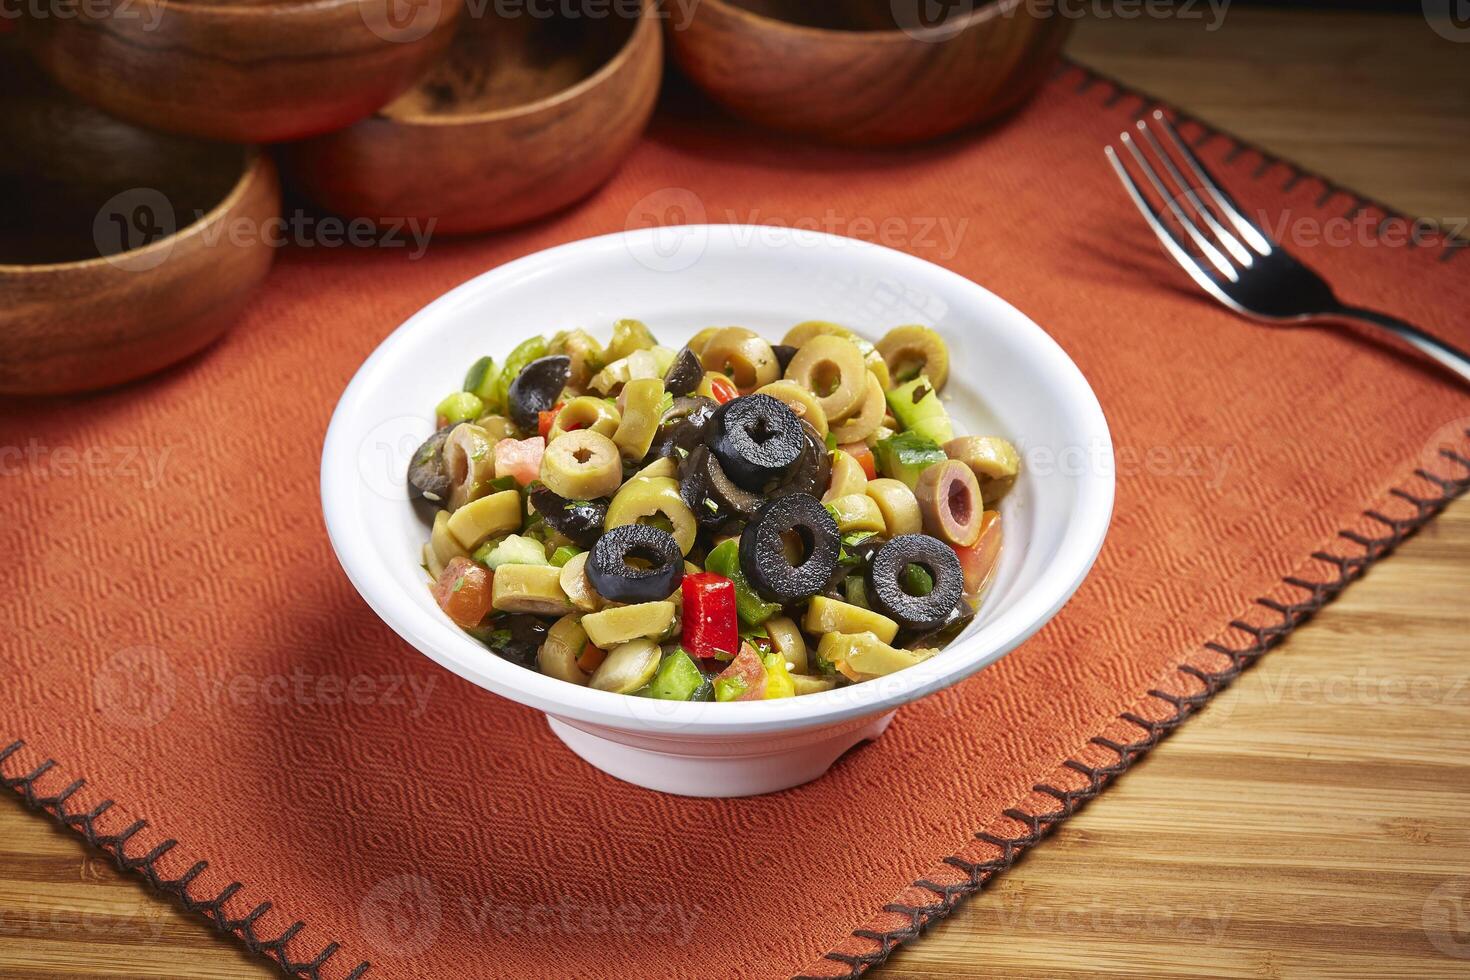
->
<box><xmin>681</xmin><ymin>572</ymin><xmax>738</xmax><ymax>661</ymax></box>
<box><xmin>713</xmin><ymin>643</ymin><xmax>767</xmax><ymax>701</ymax></box>
<box><xmin>494</xmin><ymin>436</ymin><xmax>545</xmax><ymax>486</ymax></box>
<box><xmin>577</xmin><ymin>642</ymin><xmax>606</xmax><ymax>673</ymax></box>
<box><xmin>431</xmin><ymin>557</ymin><xmax>493</xmax><ymax>628</ymax></box>
<box><xmin>708</xmin><ymin>374</ymin><xmax>738</xmax><ymax>405</ymax></box>
<box><xmin>840</xmin><ymin>441</ymin><xmax>877</xmax><ymax>480</ymax></box>
<box><xmin>952</xmin><ymin>511</ymin><xmax>1002</xmax><ymax>603</ymax></box>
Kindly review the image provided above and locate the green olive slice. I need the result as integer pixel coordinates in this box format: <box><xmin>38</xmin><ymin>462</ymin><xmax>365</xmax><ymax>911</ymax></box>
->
<box><xmin>582</xmin><ymin>602</ymin><xmax>676</xmax><ymax>649</ymax></box>
<box><xmin>442</xmin><ymin>423</ymin><xmax>496</xmax><ymax>511</ymax></box>
<box><xmin>877</xmin><ymin>325</ymin><xmax>949</xmax><ymax>390</ymax></box>
<box><xmin>766</xmin><ymin>615</ymin><xmax>808</xmax><ymax>674</ymax></box>
<box><xmin>588</xmin><ymin>638</ymin><xmax>662</xmax><ymax>694</ymax></box>
<box><xmin>605</xmin><ymin>319</ymin><xmax>658</xmax><ymax>363</ymax></box>
<box><xmin>825</xmin><ymin>494</ymin><xmax>886</xmax><ymax>534</ymax></box>
<box><xmin>548</xmin><ymin>396</ymin><xmax>620</xmax><ymax>442</ymax></box>
<box><xmin>540</xmin><ymin>429</ymin><xmax>622</xmax><ymax>500</ymax></box>
<box><xmin>822</xmin><ymin>449</ymin><xmax>868</xmax><ymax>503</ymax></box>
<box><xmin>944</xmin><ymin>435</ymin><xmax>1021</xmax><ymax>503</ymax></box>
<box><xmin>538</xmin><ymin>614</ymin><xmax>590</xmax><ymax>685</ymax></box>
<box><xmin>829</xmin><ymin>371</ymin><xmax>886</xmax><ymax>443</ymax></box>
<box><xmin>605</xmin><ymin>477</ymin><xmax>697</xmax><ymax>555</ymax></box>
<box><xmin>754</xmin><ymin>379</ymin><xmax>829</xmax><ymax>438</ymax></box>
<box><xmin>492</xmin><ymin>564</ymin><xmax>573</xmax><ymax>616</ymax></box>
<box><xmin>865</xmin><ymin>478</ymin><xmax>922</xmax><ymax>536</ymax></box>
<box><xmin>782</xmin><ymin>320</ymin><xmax>849</xmax><ymax>348</ymax></box>
<box><xmin>613</xmin><ymin>378</ymin><xmax>665</xmax><ymax>460</ymax></box>
<box><xmin>699</xmin><ymin>327</ymin><xmax>780</xmax><ymax>393</ymax></box>
<box><xmin>784</xmin><ymin>334</ymin><xmax>867</xmax><ymax>422</ymax></box>
<box><xmin>559</xmin><ymin>551</ymin><xmax>603</xmax><ymax>612</ymax></box>
<box><xmin>914</xmin><ymin>459</ymin><xmax>983</xmax><ymax>547</ymax></box>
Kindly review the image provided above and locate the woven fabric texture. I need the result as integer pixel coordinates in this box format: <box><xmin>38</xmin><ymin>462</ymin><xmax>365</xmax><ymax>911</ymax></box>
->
<box><xmin>2</xmin><ymin>64</ymin><xmax>1468</xmax><ymax>980</ymax></box>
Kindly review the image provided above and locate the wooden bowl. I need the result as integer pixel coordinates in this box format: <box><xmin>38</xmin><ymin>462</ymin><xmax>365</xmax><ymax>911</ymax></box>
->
<box><xmin>285</xmin><ymin>0</ymin><xmax>662</xmax><ymax>234</ymax></box>
<box><xmin>667</xmin><ymin>0</ymin><xmax>1071</xmax><ymax>146</ymax></box>
<box><xmin>0</xmin><ymin>55</ymin><xmax>279</xmax><ymax>396</ymax></box>
<box><xmin>27</xmin><ymin>0</ymin><xmax>462</xmax><ymax>143</ymax></box>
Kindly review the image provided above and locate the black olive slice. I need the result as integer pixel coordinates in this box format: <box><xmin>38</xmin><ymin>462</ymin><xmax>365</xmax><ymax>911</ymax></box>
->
<box><xmin>680</xmin><ymin>444</ymin><xmax>761</xmax><ymax>528</ymax></box>
<box><xmin>738</xmin><ymin>493</ymin><xmax>841</xmax><ymax>603</ymax></box>
<box><xmin>770</xmin><ymin>420</ymin><xmax>830</xmax><ymax>499</ymax></box>
<box><xmin>529</xmin><ymin>485</ymin><xmax>608</xmax><ymax>549</ymax></box>
<box><xmin>901</xmin><ymin>602</ymin><xmax>974</xmax><ymax>652</ymax></box>
<box><xmin>407</xmin><ymin>423</ymin><xmax>458</xmax><ymax>503</ymax></box>
<box><xmin>495</xmin><ymin>614</ymin><xmax>551</xmax><ymax>669</ymax></box>
<box><xmin>507</xmin><ymin>354</ymin><xmax>571</xmax><ymax>430</ymax></box>
<box><xmin>707</xmin><ymin>394</ymin><xmax>805</xmax><ymax>492</ymax></box>
<box><xmin>772</xmin><ymin>344</ymin><xmax>798</xmax><ymax>372</ymax></box>
<box><xmin>662</xmin><ymin>345</ymin><xmax>704</xmax><ymax>397</ymax></box>
<box><xmin>647</xmin><ymin>396</ymin><xmax>717</xmax><ymax>461</ymax></box>
<box><xmin>587</xmin><ymin>524</ymin><xmax>685</xmax><ymax>603</ymax></box>
<box><xmin>865</xmin><ymin>534</ymin><xmax>964</xmax><ymax>632</ymax></box>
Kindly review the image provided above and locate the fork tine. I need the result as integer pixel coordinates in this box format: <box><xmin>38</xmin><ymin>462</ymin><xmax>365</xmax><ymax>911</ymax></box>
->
<box><xmin>1133</xmin><ymin>119</ymin><xmax>1255</xmax><ymax>268</ymax></box>
<box><xmin>1119</xmin><ymin>132</ymin><xmax>1238</xmax><ymax>281</ymax></box>
<box><xmin>1105</xmin><ymin>145</ymin><xmax>1237</xmax><ymax>303</ymax></box>
<box><xmin>1150</xmin><ymin>110</ymin><xmax>1274</xmax><ymax>256</ymax></box>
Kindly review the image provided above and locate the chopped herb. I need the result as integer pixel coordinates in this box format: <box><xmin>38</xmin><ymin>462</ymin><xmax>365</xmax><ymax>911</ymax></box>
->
<box><xmin>451</xmin><ymin>576</ymin><xmax>466</xmax><ymax>593</ymax></box>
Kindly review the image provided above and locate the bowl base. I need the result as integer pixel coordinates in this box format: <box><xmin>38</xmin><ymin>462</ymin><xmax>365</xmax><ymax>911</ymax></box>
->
<box><xmin>546</xmin><ymin>711</ymin><xmax>896</xmax><ymax>797</ymax></box>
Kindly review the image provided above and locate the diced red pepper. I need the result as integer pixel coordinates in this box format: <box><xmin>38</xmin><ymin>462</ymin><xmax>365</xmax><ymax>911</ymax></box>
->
<box><xmin>537</xmin><ymin>402</ymin><xmax>566</xmax><ymax>440</ymax></box>
<box><xmin>680</xmin><ymin>572</ymin><xmax>739</xmax><ymax>661</ymax></box>
<box><xmin>577</xmin><ymin>642</ymin><xmax>606</xmax><ymax>673</ymax></box>
<box><xmin>840</xmin><ymin>441</ymin><xmax>877</xmax><ymax>480</ymax></box>
<box><xmin>708</xmin><ymin>374</ymin><xmax>738</xmax><ymax>405</ymax></box>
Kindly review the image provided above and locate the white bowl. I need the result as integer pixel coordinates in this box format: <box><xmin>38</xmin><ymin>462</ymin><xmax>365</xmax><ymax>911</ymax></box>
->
<box><xmin>321</xmin><ymin>225</ymin><xmax>1113</xmax><ymax>797</ymax></box>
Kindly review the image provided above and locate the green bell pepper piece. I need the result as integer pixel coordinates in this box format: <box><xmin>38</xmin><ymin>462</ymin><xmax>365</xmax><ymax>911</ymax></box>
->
<box><xmin>704</xmin><ymin>539</ymin><xmax>780</xmax><ymax>626</ymax></box>
<box><xmin>648</xmin><ymin>649</ymin><xmax>710</xmax><ymax>701</ymax></box>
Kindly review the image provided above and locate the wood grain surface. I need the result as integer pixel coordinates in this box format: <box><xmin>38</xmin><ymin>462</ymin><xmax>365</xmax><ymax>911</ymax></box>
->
<box><xmin>665</xmin><ymin>0</ymin><xmax>1072</xmax><ymax>145</ymax></box>
<box><xmin>3</xmin><ymin>9</ymin><xmax>1467</xmax><ymax>978</ymax></box>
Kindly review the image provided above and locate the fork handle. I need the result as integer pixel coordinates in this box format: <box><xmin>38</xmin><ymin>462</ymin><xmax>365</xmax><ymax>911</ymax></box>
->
<box><xmin>1330</xmin><ymin>305</ymin><xmax>1470</xmax><ymax>385</ymax></box>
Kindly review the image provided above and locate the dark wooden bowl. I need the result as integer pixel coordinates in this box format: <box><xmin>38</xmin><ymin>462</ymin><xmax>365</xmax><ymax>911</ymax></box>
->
<box><xmin>667</xmin><ymin>0</ymin><xmax>1071</xmax><ymax>146</ymax></box>
<box><xmin>27</xmin><ymin>0</ymin><xmax>462</xmax><ymax>143</ymax></box>
<box><xmin>284</xmin><ymin>0</ymin><xmax>662</xmax><ymax>234</ymax></box>
<box><xmin>0</xmin><ymin>55</ymin><xmax>279</xmax><ymax>395</ymax></box>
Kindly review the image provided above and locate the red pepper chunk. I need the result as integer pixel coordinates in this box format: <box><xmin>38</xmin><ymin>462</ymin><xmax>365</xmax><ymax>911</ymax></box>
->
<box><xmin>537</xmin><ymin>402</ymin><xmax>566</xmax><ymax>440</ymax></box>
<box><xmin>681</xmin><ymin>572</ymin><xmax>739</xmax><ymax>661</ymax></box>
<box><xmin>708</xmin><ymin>375</ymin><xmax>738</xmax><ymax>405</ymax></box>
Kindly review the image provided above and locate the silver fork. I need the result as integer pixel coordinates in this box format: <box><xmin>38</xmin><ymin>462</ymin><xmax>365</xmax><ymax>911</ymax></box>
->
<box><xmin>1106</xmin><ymin>110</ymin><xmax>1470</xmax><ymax>384</ymax></box>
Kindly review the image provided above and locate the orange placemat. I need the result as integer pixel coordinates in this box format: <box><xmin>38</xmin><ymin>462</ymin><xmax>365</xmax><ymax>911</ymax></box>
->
<box><xmin>3</xmin><ymin>63</ymin><xmax>1468</xmax><ymax>980</ymax></box>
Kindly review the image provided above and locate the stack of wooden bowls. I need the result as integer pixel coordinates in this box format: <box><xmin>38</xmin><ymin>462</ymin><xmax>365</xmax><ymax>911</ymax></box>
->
<box><xmin>1</xmin><ymin>0</ymin><xmax>1067</xmax><ymax>395</ymax></box>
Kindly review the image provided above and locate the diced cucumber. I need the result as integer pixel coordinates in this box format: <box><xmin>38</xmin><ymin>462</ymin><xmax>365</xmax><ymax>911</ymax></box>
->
<box><xmin>874</xmin><ymin>431</ymin><xmax>947</xmax><ymax>490</ymax></box>
<box><xmin>549</xmin><ymin>545</ymin><xmax>583</xmax><ymax>568</ymax></box>
<box><xmin>479</xmin><ymin>533</ymin><xmax>548</xmax><ymax>569</ymax></box>
<box><xmin>436</xmin><ymin>391</ymin><xmax>484</xmax><ymax>425</ymax></box>
<box><xmin>463</xmin><ymin>356</ymin><xmax>499</xmax><ymax>402</ymax></box>
<box><xmin>886</xmin><ymin>375</ymin><xmax>953</xmax><ymax>443</ymax></box>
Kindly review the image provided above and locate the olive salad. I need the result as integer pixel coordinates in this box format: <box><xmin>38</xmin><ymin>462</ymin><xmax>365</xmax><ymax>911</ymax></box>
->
<box><xmin>412</xmin><ymin>320</ymin><xmax>1018</xmax><ymax>702</ymax></box>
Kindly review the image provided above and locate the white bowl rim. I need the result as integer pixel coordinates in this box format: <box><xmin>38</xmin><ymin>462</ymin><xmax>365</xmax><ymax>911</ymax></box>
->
<box><xmin>321</xmin><ymin>225</ymin><xmax>1115</xmax><ymax>736</ymax></box>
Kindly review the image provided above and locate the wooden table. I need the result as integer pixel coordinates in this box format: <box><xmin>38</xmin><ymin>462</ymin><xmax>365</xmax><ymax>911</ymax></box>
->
<box><xmin>3</xmin><ymin>10</ymin><xmax>1467</xmax><ymax>978</ymax></box>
